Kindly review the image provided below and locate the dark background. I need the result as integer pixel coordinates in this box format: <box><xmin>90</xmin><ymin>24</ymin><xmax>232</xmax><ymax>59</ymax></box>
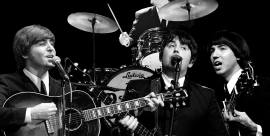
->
<box><xmin>1</xmin><ymin>0</ymin><xmax>269</xmax><ymax>135</ymax></box>
<box><xmin>1</xmin><ymin>0</ymin><xmax>269</xmax><ymax>89</ymax></box>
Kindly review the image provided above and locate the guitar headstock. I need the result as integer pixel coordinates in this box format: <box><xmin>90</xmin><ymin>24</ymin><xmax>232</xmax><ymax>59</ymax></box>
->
<box><xmin>161</xmin><ymin>87</ymin><xmax>189</xmax><ymax>107</ymax></box>
<box><xmin>236</xmin><ymin>60</ymin><xmax>258</xmax><ymax>95</ymax></box>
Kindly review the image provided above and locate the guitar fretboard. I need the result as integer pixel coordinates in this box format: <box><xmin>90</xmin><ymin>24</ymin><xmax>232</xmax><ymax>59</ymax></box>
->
<box><xmin>82</xmin><ymin>97</ymin><xmax>146</xmax><ymax>121</ymax></box>
<box><xmin>89</xmin><ymin>88</ymin><xmax>155</xmax><ymax>136</ymax></box>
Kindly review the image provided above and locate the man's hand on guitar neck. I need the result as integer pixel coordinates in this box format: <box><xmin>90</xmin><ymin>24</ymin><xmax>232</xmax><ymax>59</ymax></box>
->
<box><xmin>30</xmin><ymin>102</ymin><xmax>57</xmax><ymax>120</ymax></box>
<box><xmin>223</xmin><ymin>109</ymin><xmax>262</xmax><ymax>136</ymax></box>
<box><xmin>143</xmin><ymin>92</ymin><xmax>164</xmax><ymax>112</ymax></box>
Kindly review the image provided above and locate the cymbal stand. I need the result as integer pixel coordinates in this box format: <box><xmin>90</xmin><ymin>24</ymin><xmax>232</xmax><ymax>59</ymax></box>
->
<box><xmin>88</xmin><ymin>14</ymin><xmax>97</xmax><ymax>84</ymax></box>
<box><xmin>181</xmin><ymin>0</ymin><xmax>192</xmax><ymax>28</ymax></box>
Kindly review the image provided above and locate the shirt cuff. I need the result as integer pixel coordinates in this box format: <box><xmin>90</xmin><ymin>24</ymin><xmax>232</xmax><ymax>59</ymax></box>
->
<box><xmin>256</xmin><ymin>124</ymin><xmax>262</xmax><ymax>136</ymax></box>
<box><xmin>25</xmin><ymin>108</ymin><xmax>32</xmax><ymax>123</ymax></box>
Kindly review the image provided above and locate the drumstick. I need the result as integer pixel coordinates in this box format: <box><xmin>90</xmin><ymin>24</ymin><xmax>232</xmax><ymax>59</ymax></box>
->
<box><xmin>107</xmin><ymin>3</ymin><xmax>123</xmax><ymax>33</ymax></box>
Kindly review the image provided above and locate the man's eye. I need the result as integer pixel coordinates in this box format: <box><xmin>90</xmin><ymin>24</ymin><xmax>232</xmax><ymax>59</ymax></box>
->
<box><xmin>168</xmin><ymin>44</ymin><xmax>175</xmax><ymax>48</ymax></box>
<box><xmin>220</xmin><ymin>47</ymin><xmax>226</xmax><ymax>50</ymax></box>
<box><xmin>181</xmin><ymin>47</ymin><xmax>187</xmax><ymax>50</ymax></box>
<box><xmin>38</xmin><ymin>41</ymin><xmax>46</xmax><ymax>46</ymax></box>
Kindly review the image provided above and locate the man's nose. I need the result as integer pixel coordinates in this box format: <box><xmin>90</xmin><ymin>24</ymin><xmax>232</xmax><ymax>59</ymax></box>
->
<box><xmin>47</xmin><ymin>44</ymin><xmax>55</xmax><ymax>53</ymax></box>
<box><xmin>211</xmin><ymin>50</ymin><xmax>219</xmax><ymax>59</ymax></box>
<box><xmin>173</xmin><ymin>47</ymin><xmax>179</xmax><ymax>53</ymax></box>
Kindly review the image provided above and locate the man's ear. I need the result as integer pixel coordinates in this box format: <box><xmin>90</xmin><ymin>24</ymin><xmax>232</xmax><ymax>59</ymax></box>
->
<box><xmin>22</xmin><ymin>54</ymin><xmax>29</xmax><ymax>59</ymax></box>
<box><xmin>188</xmin><ymin>58</ymin><xmax>195</xmax><ymax>68</ymax></box>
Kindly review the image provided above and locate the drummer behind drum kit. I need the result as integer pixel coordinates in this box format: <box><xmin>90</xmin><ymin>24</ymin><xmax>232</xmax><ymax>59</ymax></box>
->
<box><xmin>66</xmin><ymin>0</ymin><xmax>218</xmax><ymax>133</ymax></box>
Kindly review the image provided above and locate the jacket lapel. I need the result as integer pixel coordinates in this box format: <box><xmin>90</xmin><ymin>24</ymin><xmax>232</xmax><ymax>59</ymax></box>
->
<box><xmin>17</xmin><ymin>69</ymin><xmax>40</xmax><ymax>93</ymax></box>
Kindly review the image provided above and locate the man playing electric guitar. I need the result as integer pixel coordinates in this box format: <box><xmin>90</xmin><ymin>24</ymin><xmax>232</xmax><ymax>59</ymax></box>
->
<box><xmin>207</xmin><ymin>30</ymin><xmax>270</xmax><ymax>136</ymax></box>
<box><xmin>118</xmin><ymin>29</ymin><xmax>229</xmax><ymax>136</ymax></box>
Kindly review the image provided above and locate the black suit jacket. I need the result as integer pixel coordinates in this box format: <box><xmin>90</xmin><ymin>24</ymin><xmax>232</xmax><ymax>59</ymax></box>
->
<box><xmin>129</xmin><ymin>6</ymin><xmax>192</xmax><ymax>47</ymax></box>
<box><xmin>122</xmin><ymin>74</ymin><xmax>229</xmax><ymax>136</ymax></box>
<box><xmin>0</xmin><ymin>69</ymin><xmax>70</xmax><ymax>131</ymax></box>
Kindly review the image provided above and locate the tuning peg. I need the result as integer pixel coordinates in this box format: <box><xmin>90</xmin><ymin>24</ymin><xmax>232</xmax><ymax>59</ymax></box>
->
<box><xmin>182</xmin><ymin>101</ymin><xmax>186</xmax><ymax>106</ymax></box>
<box><xmin>176</xmin><ymin>102</ymin><xmax>180</xmax><ymax>107</ymax></box>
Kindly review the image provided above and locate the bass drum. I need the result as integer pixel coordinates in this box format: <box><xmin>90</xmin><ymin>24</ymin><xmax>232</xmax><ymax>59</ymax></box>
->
<box><xmin>105</xmin><ymin>65</ymin><xmax>155</xmax><ymax>103</ymax></box>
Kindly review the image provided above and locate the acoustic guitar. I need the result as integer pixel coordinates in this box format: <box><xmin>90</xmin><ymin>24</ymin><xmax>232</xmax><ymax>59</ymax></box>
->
<box><xmin>3</xmin><ymin>90</ymin><xmax>100</xmax><ymax>136</ymax></box>
<box><xmin>3</xmin><ymin>88</ymin><xmax>185</xmax><ymax>136</ymax></box>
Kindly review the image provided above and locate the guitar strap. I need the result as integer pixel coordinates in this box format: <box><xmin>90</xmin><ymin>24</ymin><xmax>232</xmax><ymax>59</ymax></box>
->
<box><xmin>150</xmin><ymin>79</ymin><xmax>163</xmax><ymax>136</ymax></box>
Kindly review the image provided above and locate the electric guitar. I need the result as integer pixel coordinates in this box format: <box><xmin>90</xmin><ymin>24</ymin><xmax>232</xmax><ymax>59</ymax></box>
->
<box><xmin>223</xmin><ymin>61</ymin><xmax>258</xmax><ymax>134</ymax></box>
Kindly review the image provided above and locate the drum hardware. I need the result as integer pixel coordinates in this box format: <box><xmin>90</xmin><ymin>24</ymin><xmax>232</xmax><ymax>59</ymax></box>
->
<box><xmin>159</xmin><ymin>0</ymin><xmax>218</xmax><ymax>27</ymax></box>
<box><xmin>68</xmin><ymin>12</ymin><xmax>118</xmax><ymax>84</ymax></box>
<box><xmin>87</xmin><ymin>68</ymin><xmax>118</xmax><ymax>86</ymax></box>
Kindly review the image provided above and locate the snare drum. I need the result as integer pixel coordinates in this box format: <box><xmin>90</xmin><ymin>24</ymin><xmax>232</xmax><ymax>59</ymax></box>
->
<box><xmin>135</xmin><ymin>27</ymin><xmax>169</xmax><ymax>72</ymax></box>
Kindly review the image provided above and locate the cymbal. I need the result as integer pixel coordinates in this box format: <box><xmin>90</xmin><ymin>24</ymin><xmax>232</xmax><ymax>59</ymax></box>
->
<box><xmin>159</xmin><ymin>0</ymin><xmax>218</xmax><ymax>21</ymax></box>
<box><xmin>68</xmin><ymin>12</ymin><xmax>118</xmax><ymax>33</ymax></box>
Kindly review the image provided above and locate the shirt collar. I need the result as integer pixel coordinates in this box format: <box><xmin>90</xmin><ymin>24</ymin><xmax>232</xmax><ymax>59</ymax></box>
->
<box><xmin>23</xmin><ymin>68</ymin><xmax>49</xmax><ymax>94</ymax></box>
<box><xmin>162</xmin><ymin>72</ymin><xmax>185</xmax><ymax>87</ymax></box>
<box><xmin>227</xmin><ymin>69</ymin><xmax>243</xmax><ymax>94</ymax></box>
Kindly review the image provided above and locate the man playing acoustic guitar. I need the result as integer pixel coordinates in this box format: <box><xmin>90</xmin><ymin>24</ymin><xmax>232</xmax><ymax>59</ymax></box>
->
<box><xmin>0</xmin><ymin>24</ymin><xmax>71</xmax><ymax>136</ymax></box>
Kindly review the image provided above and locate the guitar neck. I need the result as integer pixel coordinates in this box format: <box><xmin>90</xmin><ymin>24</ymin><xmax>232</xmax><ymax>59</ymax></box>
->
<box><xmin>87</xmin><ymin>88</ymin><xmax>155</xmax><ymax>136</ymax></box>
<box><xmin>82</xmin><ymin>97</ymin><xmax>147</xmax><ymax>121</ymax></box>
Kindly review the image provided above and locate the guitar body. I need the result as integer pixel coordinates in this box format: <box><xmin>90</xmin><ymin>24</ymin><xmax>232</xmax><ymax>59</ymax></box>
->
<box><xmin>3</xmin><ymin>90</ymin><xmax>100</xmax><ymax>136</ymax></box>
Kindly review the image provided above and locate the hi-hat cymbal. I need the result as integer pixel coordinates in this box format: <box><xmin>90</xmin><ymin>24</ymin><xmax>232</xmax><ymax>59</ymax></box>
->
<box><xmin>68</xmin><ymin>12</ymin><xmax>118</xmax><ymax>33</ymax></box>
<box><xmin>159</xmin><ymin>0</ymin><xmax>218</xmax><ymax>21</ymax></box>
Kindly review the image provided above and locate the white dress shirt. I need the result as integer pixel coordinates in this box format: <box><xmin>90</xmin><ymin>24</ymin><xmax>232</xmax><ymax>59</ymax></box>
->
<box><xmin>23</xmin><ymin>68</ymin><xmax>50</xmax><ymax>123</ymax></box>
<box><xmin>161</xmin><ymin>72</ymin><xmax>185</xmax><ymax>88</ymax></box>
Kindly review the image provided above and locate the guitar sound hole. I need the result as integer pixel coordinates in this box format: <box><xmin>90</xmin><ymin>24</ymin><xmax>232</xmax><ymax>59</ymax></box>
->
<box><xmin>65</xmin><ymin>108</ymin><xmax>82</xmax><ymax>131</ymax></box>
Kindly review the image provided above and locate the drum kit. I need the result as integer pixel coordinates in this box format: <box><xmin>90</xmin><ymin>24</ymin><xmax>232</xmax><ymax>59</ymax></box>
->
<box><xmin>66</xmin><ymin>0</ymin><xmax>219</xmax><ymax>108</ymax></box>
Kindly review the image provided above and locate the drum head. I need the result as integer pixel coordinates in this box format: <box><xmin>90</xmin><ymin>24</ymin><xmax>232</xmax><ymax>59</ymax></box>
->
<box><xmin>105</xmin><ymin>66</ymin><xmax>154</xmax><ymax>103</ymax></box>
<box><xmin>140</xmin><ymin>52</ymin><xmax>162</xmax><ymax>72</ymax></box>
<box><xmin>107</xmin><ymin>66</ymin><xmax>154</xmax><ymax>89</ymax></box>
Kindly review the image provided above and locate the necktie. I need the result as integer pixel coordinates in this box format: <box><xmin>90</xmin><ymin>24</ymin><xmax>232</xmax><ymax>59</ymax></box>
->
<box><xmin>161</xmin><ymin>19</ymin><xmax>166</xmax><ymax>28</ymax></box>
<box><xmin>40</xmin><ymin>80</ymin><xmax>47</xmax><ymax>95</ymax></box>
<box><xmin>224</xmin><ymin>84</ymin><xmax>231</xmax><ymax>100</ymax></box>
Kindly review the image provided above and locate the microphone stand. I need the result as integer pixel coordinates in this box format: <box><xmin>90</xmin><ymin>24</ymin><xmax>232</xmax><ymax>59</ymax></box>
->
<box><xmin>168</xmin><ymin>61</ymin><xmax>181</xmax><ymax>136</ymax></box>
<box><xmin>61</xmin><ymin>79</ymin><xmax>66</xmax><ymax>136</ymax></box>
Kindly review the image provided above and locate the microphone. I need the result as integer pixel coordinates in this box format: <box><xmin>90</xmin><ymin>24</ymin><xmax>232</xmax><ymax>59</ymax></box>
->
<box><xmin>52</xmin><ymin>56</ymin><xmax>70</xmax><ymax>81</ymax></box>
<box><xmin>171</xmin><ymin>55</ymin><xmax>182</xmax><ymax>66</ymax></box>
